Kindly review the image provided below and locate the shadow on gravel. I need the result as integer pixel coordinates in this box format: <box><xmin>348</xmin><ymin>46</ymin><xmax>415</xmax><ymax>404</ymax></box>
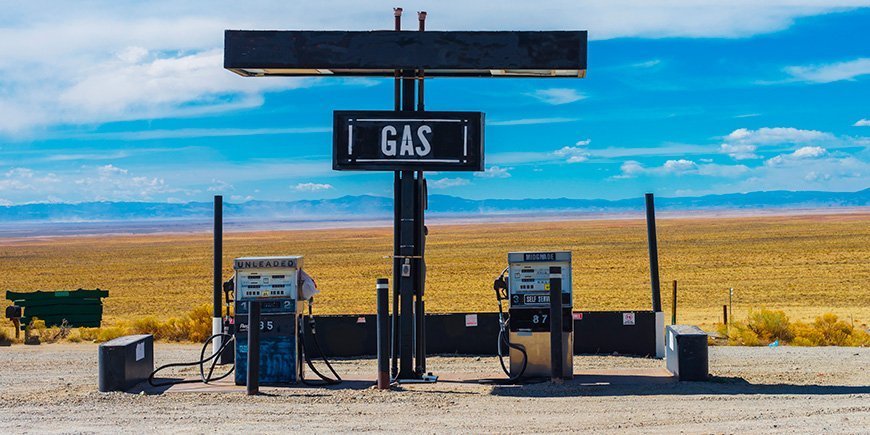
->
<box><xmin>132</xmin><ymin>378</ymin><xmax>375</xmax><ymax>395</ymax></box>
<box><xmin>489</xmin><ymin>376</ymin><xmax>870</xmax><ymax>398</ymax></box>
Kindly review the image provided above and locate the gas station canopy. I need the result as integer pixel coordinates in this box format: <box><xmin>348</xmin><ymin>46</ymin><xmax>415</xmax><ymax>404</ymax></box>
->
<box><xmin>224</xmin><ymin>30</ymin><xmax>587</xmax><ymax>78</ymax></box>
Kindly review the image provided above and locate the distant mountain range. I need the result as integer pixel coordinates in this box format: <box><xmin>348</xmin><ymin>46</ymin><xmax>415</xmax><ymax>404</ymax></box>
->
<box><xmin>0</xmin><ymin>189</ymin><xmax>867</xmax><ymax>223</ymax></box>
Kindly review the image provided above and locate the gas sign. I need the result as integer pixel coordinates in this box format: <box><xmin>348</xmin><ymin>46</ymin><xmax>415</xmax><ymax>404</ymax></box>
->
<box><xmin>333</xmin><ymin>110</ymin><xmax>484</xmax><ymax>171</ymax></box>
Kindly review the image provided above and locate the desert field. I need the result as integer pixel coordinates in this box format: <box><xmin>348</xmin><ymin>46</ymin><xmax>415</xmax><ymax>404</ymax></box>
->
<box><xmin>0</xmin><ymin>211</ymin><xmax>868</xmax><ymax>328</ymax></box>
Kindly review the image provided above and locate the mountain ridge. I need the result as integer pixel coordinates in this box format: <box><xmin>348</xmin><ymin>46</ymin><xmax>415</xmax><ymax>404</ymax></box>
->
<box><xmin>0</xmin><ymin>189</ymin><xmax>866</xmax><ymax>223</ymax></box>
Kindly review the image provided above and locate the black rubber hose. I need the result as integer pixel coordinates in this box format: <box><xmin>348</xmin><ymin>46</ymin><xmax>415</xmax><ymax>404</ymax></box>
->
<box><xmin>148</xmin><ymin>333</ymin><xmax>235</xmax><ymax>387</ymax></box>
<box><xmin>299</xmin><ymin>302</ymin><xmax>342</xmax><ymax>386</ymax></box>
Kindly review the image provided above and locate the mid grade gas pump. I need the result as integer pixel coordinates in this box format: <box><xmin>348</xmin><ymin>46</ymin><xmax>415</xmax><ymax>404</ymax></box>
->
<box><xmin>494</xmin><ymin>251</ymin><xmax>574</xmax><ymax>380</ymax></box>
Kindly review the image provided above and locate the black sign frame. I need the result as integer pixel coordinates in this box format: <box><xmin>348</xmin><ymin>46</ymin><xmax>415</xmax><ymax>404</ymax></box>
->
<box><xmin>333</xmin><ymin>110</ymin><xmax>484</xmax><ymax>171</ymax></box>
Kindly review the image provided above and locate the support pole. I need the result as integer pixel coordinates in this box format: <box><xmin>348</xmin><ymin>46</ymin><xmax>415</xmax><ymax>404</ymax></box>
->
<box><xmin>645</xmin><ymin>193</ymin><xmax>665</xmax><ymax>358</ymax></box>
<box><xmin>413</xmin><ymin>10</ymin><xmax>428</xmax><ymax>377</ymax></box>
<box><xmin>549</xmin><ymin>267</ymin><xmax>563</xmax><ymax>382</ymax></box>
<box><xmin>645</xmin><ymin>193</ymin><xmax>662</xmax><ymax>312</ymax></box>
<box><xmin>397</xmin><ymin>71</ymin><xmax>417</xmax><ymax>380</ymax></box>
<box><xmin>376</xmin><ymin>278</ymin><xmax>390</xmax><ymax>389</ymax></box>
<box><xmin>246</xmin><ymin>301</ymin><xmax>260</xmax><ymax>395</ymax></box>
<box><xmin>390</xmin><ymin>6</ymin><xmax>402</xmax><ymax>381</ymax></box>
<box><xmin>672</xmin><ymin>280</ymin><xmax>678</xmax><ymax>324</ymax></box>
<box><xmin>212</xmin><ymin>195</ymin><xmax>223</xmax><ymax>358</ymax></box>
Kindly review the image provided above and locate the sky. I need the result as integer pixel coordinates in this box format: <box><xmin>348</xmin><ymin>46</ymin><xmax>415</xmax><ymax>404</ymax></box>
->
<box><xmin>0</xmin><ymin>1</ymin><xmax>868</xmax><ymax>205</ymax></box>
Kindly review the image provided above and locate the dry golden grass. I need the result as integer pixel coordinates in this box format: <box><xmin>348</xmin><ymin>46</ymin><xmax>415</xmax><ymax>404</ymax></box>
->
<box><xmin>0</xmin><ymin>212</ymin><xmax>868</xmax><ymax>330</ymax></box>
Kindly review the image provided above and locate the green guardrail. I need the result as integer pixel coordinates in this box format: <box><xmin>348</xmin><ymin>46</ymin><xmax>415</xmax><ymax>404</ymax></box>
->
<box><xmin>5</xmin><ymin>289</ymin><xmax>109</xmax><ymax>328</ymax></box>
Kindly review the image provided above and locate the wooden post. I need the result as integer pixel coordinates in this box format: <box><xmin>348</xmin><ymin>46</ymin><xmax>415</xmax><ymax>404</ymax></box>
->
<box><xmin>12</xmin><ymin>318</ymin><xmax>20</xmax><ymax>340</ymax></box>
<box><xmin>671</xmin><ymin>280</ymin><xmax>677</xmax><ymax>325</ymax></box>
<box><xmin>723</xmin><ymin>304</ymin><xmax>728</xmax><ymax>335</ymax></box>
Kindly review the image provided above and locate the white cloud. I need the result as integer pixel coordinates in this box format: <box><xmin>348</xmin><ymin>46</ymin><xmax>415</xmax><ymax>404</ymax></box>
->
<box><xmin>293</xmin><ymin>182</ymin><xmax>334</xmax><ymax>192</ymax></box>
<box><xmin>792</xmin><ymin>146</ymin><xmax>827</xmax><ymax>159</ymax></box>
<box><xmin>488</xmin><ymin>117</ymin><xmax>578</xmax><ymax>126</ymax></box>
<box><xmin>207</xmin><ymin>179</ymin><xmax>234</xmax><ymax>192</ymax></box>
<box><xmin>554</xmin><ymin>139</ymin><xmax>592</xmax><ymax>163</ymax></box>
<box><xmin>616</xmin><ymin>160</ymin><xmax>646</xmax><ymax>178</ymax></box>
<box><xmin>616</xmin><ymin>159</ymin><xmax>749</xmax><ymax>178</ymax></box>
<box><xmin>632</xmin><ymin>59</ymin><xmax>662</xmax><ymax>68</ymax></box>
<box><xmin>784</xmin><ymin>58</ymin><xmax>870</xmax><ymax>83</ymax></box>
<box><xmin>765</xmin><ymin>146</ymin><xmax>828</xmax><ymax>166</ymax></box>
<box><xmin>720</xmin><ymin>127</ymin><xmax>835</xmax><ymax>160</ymax></box>
<box><xmin>429</xmin><ymin>177</ymin><xmax>471</xmax><ymax>189</ymax></box>
<box><xmin>662</xmin><ymin>159</ymin><xmax>698</xmax><ymax>174</ymax></box>
<box><xmin>720</xmin><ymin>143</ymin><xmax>759</xmax><ymax>160</ymax></box>
<box><xmin>529</xmin><ymin>88</ymin><xmax>586</xmax><ymax>105</ymax></box>
<box><xmin>474</xmin><ymin>166</ymin><xmax>512</xmax><ymax>178</ymax></box>
<box><xmin>854</xmin><ymin>119</ymin><xmax>870</xmax><ymax>127</ymax></box>
<box><xmin>230</xmin><ymin>194</ymin><xmax>254</xmax><ymax>202</ymax></box>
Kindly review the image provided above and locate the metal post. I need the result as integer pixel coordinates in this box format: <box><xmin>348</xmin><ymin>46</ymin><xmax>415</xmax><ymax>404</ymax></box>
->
<box><xmin>549</xmin><ymin>267</ymin><xmax>563</xmax><ymax>382</ymax></box>
<box><xmin>672</xmin><ymin>280</ymin><xmax>677</xmax><ymax>325</ymax></box>
<box><xmin>377</xmin><ymin>278</ymin><xmax>390</xmax><ymax>389</ymax></box>
<box><xmin>399</xmin><ymin>172</ymin><xmax>415</xmax><ymax>379</ymax></box>
<box><xmin>414</xmin><ymin>10</ymin><xmax>428</xmax><ymax>377</ymax></box>
<box><xmin>729</xmin><ymin>287</ymin><xmax>733</xmax><ymax>321</ymax></box>
<box><xmin>390</xmin><ymin>7</ymin><xmax>402</xmax><ymax>381</ymax></box>
<box><xmin>645</xmin><ymin>193</ymin><xmax>663</xmax><ymax>312</ymax></box>
<box><xmin>246</xmin><ymin>301</ymin><xmax>260</xmax><ymax>395</ymax></box>
<box><xmin>212</xmin><ymin>195</ymin><xmax>223</xmax><ymax>358</ymax></box>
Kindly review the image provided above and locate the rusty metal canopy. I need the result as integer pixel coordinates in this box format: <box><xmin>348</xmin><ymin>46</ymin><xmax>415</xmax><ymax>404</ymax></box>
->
<box><xmin>224</xmin><ymin>30</ymin><xmax>587</xmax><ymax>78</ymax></box>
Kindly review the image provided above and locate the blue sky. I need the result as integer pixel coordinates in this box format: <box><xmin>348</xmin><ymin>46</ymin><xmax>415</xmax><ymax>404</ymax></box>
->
<box><xmin>0</xmin><ymin>1</ymin><xmax>868</xmax><ymax>204</ymax></box>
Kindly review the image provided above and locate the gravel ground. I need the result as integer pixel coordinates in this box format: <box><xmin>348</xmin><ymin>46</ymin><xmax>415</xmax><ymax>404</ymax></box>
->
<box><xmin>0</xmin><ymin>344</ymin><xmax>867</xmax><ymax>434</ymax></box>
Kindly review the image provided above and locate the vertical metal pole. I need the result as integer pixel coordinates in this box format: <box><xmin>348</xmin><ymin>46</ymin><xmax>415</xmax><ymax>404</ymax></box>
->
<box><xmin>672</xmin><ymin>280</ymin><xmax>677</xmax><ymax>325</ymax></box>
<box><xmin>414</xmin><ymin>10</ymin><xmax>428</xmax><ymax>377</ymax></box>
<box><xmin>212</xmin><ymin>195</ymin><xmax>223</xmax><ymax>357</ymax></box>
<box><xmin>398</xmin><ymin>72</ymin><xmax>416</xmax><ymax>379</ymax></box>
<box><xmin>645</xmin><ymin>193</ymin><xmax>663</xmax><ymax>312</ymax></box>
<box><xmin>377</xmin><ymin>278</ymin><xmax>390</xmax><ymax>389</ymax></box>
<box><xmin>246</xmin><ymin>301</ymin><xmax>260</xmax><ymax>395</ymax></box>
<box><xmin>416</xmin><ymin>11</ymin><xmax>426</xmax><ymax>111</ymax></box>
<box><xmin>390</xmin><ymin>7</ymin><xmax>402</xmax><ymax>381</ymax></box>
<box><xmin>549</xmin><ymin>267</ymin><xmax>564</xmax><ymax>382</ymax></box>
<box><xmin>729</xmin><ymin>287</ymin><xmax>733</xmax><ymax>321</ymax></box>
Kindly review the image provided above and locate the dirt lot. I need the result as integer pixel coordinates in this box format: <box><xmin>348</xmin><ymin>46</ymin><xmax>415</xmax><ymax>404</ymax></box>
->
<box><xmin>0</xmin><ymin>344</ymin><xmax>867</xmax><ymax>433</ymax></box>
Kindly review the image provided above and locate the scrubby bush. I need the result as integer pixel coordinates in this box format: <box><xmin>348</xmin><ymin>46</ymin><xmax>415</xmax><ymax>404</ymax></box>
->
<box><xmin>718</xmin><ymin>310</ymin><xmax>869</xmax><ymax>347</ymax></box>
<box><xmin>0</xmin><ymin>326</ymin><xmax>13</xmax><ymax>344</ymax></box>
<box><xmin>746</xmin><ymin>309</ymin><xmax>794</xmax><ymax>343</ymax></box>
<box><xmin>97</xmin><ymin>326</ymin><xmax>131</xmax><ymax>342</ymax></box>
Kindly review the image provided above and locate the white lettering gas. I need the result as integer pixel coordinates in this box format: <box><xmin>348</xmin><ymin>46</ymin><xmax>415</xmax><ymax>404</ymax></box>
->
<box><xmin>380</xmin><ymin>124</ymin><xmax>433</xmax><ymax>157</ymax></box>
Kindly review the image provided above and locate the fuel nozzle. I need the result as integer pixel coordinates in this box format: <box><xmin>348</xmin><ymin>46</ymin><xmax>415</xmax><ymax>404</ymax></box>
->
<box><xmin>307</xmin><ymin>297</ymin><xmax>316</xmax><ymax>334</ymax></box>
<box><xmin>493</xmin><ymin>275</ymin><xmax>508</xmax><ymax>301</ymax></box>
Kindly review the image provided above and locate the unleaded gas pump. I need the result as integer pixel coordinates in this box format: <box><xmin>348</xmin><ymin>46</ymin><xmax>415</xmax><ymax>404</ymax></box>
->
<box><xmin>233</xmin><ymin>256</ymin><xmax>302</xmax><ymax>385</ymax></box>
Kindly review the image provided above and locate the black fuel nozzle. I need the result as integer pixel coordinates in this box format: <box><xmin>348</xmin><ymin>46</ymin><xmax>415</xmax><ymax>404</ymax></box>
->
<box><xmin>222</xmin><ymin>277</ymin><xmax>234</xmax><ymax>304</ymax></box>
<box><xmin>307</xmin><ymin>297</ymin><xmax>316</xmax><ymax>333</ymax></box>
<box><xmin>493</xmin><ymin>275</ymin><xmax>508</xmax><ymax>301</ymax></box>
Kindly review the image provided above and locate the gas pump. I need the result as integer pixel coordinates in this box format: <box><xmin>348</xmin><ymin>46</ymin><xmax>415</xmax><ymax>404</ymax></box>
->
<box><xmin>233</xmin><ymin>256</ymin><xmax>302</xmax><ymax>385</ymax></box>
<box><xmin>149</xmin><ymin>254</ymin><xmax>340</xmax><ymax>388</ymax></box>
<box><xmin>494</xmin><ymin>251</ymin><xmax>573</xmax><ymax>380</ymax></box>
